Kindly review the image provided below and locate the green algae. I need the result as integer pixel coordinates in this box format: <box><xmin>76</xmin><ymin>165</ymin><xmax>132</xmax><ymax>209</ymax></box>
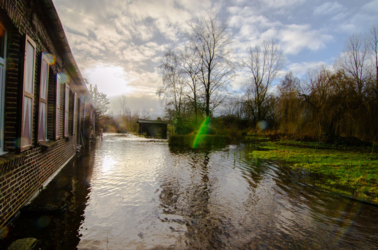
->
<box><xmin>251</xmin><ymin>141</ymin><xmax>378</xmax><ymax>204</ymax></box>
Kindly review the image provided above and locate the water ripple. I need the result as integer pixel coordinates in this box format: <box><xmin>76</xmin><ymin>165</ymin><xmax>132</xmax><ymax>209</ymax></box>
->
<box><xmin>74</xmin><ymin>134</ymin><xmax>378</xmax><ymax>249</ymax></box>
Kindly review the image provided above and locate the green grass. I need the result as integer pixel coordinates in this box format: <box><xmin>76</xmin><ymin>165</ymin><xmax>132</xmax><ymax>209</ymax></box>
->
<box><xmin>251</xmin><ymin>141</ymin><xmax>378</xmax><ymax>204</ymax></box>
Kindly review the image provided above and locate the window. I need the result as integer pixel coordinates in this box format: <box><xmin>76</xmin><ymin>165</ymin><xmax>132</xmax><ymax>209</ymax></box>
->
<box><xmin>0</xmin><ymin>23</ymin><xmax>6</xmax><ymax>154</ymax></box>
<box><xmin>38</xmin><ymin>53</ymin><xmax>50</xmax><ymax>143</ymax></box>
<box><xmin>55</xmin><ymin>74</ymin><xmax>61</xmax><ymax>140</ymax></box>
<box><xmin>73</xmin><ymin>93</ymin><xmax>77</xmax><ymax>135</ymax></box>
<box><xmin>21</xmin><ymin>35</ymin><xmax>36</xmax><ymax>152</ymax></box>
<box><xmin>64</xmin><ymin>83</ymin><xmax>69</xmax><ymax>137</ymax></box>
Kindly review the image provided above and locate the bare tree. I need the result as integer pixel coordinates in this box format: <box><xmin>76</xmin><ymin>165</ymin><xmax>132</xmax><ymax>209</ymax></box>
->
<box><xmin>337</xmin><ymin>34</ymin><xmax>369</xmax><ymax>95</ymax></box>
<box><xmin>178</xmin><ymin>47</ymin><xmax>202</xmax><ymax>121</ymax></box>
<box><xmin>188</xmin><ymin>15</ymin><xmax>234</xmax><ymax>117</ymax></box>
<box><xmin>89</xmin><ymin>84</ymin><xmax>110</xmax><ymax>115</ymax></box>
<box><xmin>243</xmin><ymin>39</ymin><xmax>285</xmax><ymax>123</ymax></box>
<box><xmin>367</xmin><ymin>25</ymin><xmax>378</xmax><ymax>90</ymax></box>
<box><xmin>157</xmin><ymin>50</ymin><xmax>186</xmax><ymax>117</ymax></box>
<box><xmin>118</xmin><ymin>95</ymin><xmax>129</xmax><ymax>116</ymax></box>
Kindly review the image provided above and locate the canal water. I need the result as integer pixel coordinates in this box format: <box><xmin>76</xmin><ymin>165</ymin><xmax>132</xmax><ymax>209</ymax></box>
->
<box><xmin>2</xmin><ymin>133</ymin><xmax>378</xmax><ymax>249</ymax></box>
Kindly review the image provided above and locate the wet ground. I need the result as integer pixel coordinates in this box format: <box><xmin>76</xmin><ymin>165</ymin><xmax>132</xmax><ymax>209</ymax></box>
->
<box><xmin>1</xmin><ymin>133</ymin><xmax>378</xmax><ymax>249</ymax></box>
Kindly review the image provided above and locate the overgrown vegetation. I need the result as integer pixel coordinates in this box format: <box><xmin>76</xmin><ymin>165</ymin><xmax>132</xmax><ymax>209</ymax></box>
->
<box><xmin>251</xmin><ymin>139</ymin><xmax>378</xmax><ymax>204</ymax></box>
<box><xmin>157</xmin><ymin>16</ymin><xmax>378</xmax><ymax>145</ymax></box>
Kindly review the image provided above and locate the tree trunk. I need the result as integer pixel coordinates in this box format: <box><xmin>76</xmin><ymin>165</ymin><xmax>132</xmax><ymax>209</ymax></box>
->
<box><xmin>205</xmin><ymin>90</ymin><xmax>210</xmax><ymax>117</ymax></box>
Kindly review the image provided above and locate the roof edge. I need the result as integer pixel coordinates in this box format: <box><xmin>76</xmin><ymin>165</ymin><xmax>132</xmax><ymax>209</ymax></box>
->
<box><xmin>38</xmin><ymin>0</ymin><xmax>89</xmax><ymax>96</ymax></box>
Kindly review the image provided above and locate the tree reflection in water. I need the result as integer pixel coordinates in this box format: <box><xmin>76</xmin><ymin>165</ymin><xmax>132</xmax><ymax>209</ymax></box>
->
<box><xmin>2</xmin><ymin>136</ymin><xmax>378</xmax><ymax>249</ymax></box>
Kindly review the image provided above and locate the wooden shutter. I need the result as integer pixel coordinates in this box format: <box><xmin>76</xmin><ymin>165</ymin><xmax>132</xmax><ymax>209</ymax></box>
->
<box><xmin>21</xmin><ymin>35</ymin><xmax>36</xmax><ymax>152</ymax></box>
<box><xmin>73</xmin><ymin>93</ymin><xmax>77</xmax><ymax>135</ymax></box>
<box><xmin>0</xmin><ymin>23</ymin><xmax>6</xmax><ymax>152</ymax></box>
<box><xmin>64</xmin><ymin>83</ymin><xmax>69</xmax><ymax>137</ymax></box>
<box><xmin>55</xmin><ymin>74</ymin><xmax>60</xmax><ymax>140</ymax></box>
<box><xmin>37</xmin><ymin>53</ymin><xmax>49</xmax><ymax>142</ymax></box>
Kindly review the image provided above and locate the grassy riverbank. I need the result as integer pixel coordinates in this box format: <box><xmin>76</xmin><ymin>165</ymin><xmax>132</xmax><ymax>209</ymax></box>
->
<box><xmin>251</xmin><ymin>140</ymin><xmax>378</xmax><ymax>204</ymax></box>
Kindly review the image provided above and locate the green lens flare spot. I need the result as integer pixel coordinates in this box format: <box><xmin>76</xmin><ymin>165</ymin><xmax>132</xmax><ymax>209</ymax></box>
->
<box><xmin>192</xmin><ymin>117</ymin><xmax>210</xmax><ymax>148</ymax></box>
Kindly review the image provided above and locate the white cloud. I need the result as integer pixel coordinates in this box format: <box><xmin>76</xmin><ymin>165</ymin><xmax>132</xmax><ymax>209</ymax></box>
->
<box><xmin>362</xmin><ymin>0</ymin><xmax>378</xmax><ymax>14</ymax></box>
<box><xmin>279</xmin><ymin>25</ymin><xmax>333</xmax><ymax>54</ymax></box>
<box><xmin>313</xmin><ymin>2</ymin><xmax>344</xmax><ymax>16</ymax></box>
<box><xmin>259</xmin><ymin>0</ymin><xmax>306</xmax><ymax>8</ymax></box>
<box><xmin>287</xmin><ymin>61</ymin><xmax>332</xmax><ymax>77</ymax></box>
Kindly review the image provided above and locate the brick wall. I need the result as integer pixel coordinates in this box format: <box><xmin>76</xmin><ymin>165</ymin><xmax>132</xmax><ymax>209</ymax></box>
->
<box><xmin>0</xmin><ymin>137</ymin><xmax>77</xmax><ymax>226</ymax></box>
<box><xmin>0</xmin><ymin>0</ymin><xmax>88</xmax><ymax>227</ymax></box>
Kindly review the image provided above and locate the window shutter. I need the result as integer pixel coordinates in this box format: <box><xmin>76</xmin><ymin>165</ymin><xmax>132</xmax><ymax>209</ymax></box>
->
<box><xmin>21</xmin><ymin>35</ymin><xmax>36</xmax><ymax>152</ymax></box>
<box><xmin>38</xmin><ymin>53</ymin><xmax>49</xmax><ymax>142</ymax></box>
<box><xmin>64</xmin><ymin>84</ymin><xmax>69</xmax><ymax>137</ymax></box>
<box><xmin>55</xmin><ymin>74</ymin><xmax>60</xmax><ymax>140</ymax></box>
<box><xmin>73</xmin><ymin>93</ymin><xmax>77</xmax><ymax>135</ymax></box>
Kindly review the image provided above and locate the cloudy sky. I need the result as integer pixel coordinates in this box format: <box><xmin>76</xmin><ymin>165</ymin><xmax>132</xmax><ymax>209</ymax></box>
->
<box><xmin>52</xmin><ymin>0</ymin><xmax>378</xmax><ymax>116</ymax></box>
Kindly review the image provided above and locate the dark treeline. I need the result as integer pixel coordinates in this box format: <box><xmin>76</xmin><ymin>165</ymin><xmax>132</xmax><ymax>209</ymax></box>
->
<box><xmin>158</xmin><ymin>15</ymin><xmax>378</xmax><ymax>143</ymax></box>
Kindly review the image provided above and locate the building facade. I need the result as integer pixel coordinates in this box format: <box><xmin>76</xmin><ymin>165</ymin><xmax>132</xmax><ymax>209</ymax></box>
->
<box><xmin>0</xmin><ymin>0</ymin><xmax>91</xmax><ymax>227</ymax></box>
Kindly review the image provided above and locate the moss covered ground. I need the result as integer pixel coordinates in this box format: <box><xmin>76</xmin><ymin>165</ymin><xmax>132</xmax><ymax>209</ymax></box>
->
<box><xmin>251</xmin><ymin>140</ymin><xmax>378</xmax><ymax>204</ymax></box>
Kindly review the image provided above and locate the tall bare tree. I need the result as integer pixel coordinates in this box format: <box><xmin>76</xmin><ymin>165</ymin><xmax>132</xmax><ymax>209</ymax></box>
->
<box><xmin>337</xmin><ymin>34</ymin><xmax>369</xmax><ymax>95</ymax></box>
<box><xmin>118</xmin><ymin>95</ymin><xmax>129</xmax><ymax>116</ymax></box>
<box><xmin>157</xmin><ymin>50</ymin><xmax>186</xmax><ymax>117</ymax></box>
<box><xmin>178</xmin><ymin>47</ymin><xmax>202</xmax><ymax>121</ymax></box>
<box><xmin>89</xmin><ymin>84</ymin><xmax>110</xmax><ymax>115</ymax></box>
<box><xmin>367</xmin><ymin>25</ymin><xmax>378</xmax><ymax>90</ymax></box>
<box><xmin>244</xmin><ymin>39</ymin><xmax>285</xmax><ymax>123</ymax></box>
<box><xmin>188</xmin><ymin>15</ymin><xmax>234</xmax><ymax>117</ymax></box>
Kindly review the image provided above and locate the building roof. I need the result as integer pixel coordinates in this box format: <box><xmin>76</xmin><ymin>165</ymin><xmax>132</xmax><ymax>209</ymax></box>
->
<box><xmin>137</xmin><ymin>120</ymin><xmax>168</xmax><ymax>124</ymax></box>
<box><xmin>36</xmin><ymin>0</ymin><xmax>89</xmax><ymax>96</ymax></box>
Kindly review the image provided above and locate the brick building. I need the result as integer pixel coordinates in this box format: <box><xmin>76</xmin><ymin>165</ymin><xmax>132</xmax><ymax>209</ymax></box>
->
<box><xmin>0</xmin><ymin>0</ymin><xmax>93</xmax><ymax>228</ymax></box>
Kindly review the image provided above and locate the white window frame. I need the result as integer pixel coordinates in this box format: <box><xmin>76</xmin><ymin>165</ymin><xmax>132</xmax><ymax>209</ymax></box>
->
<box><xmin>37</xmin><ymin>53</ymin><xmax>50</xmax><ymax>143</ymax></box>
<box><xmin>20</xmin><ymin>35</ymin><xmax>36</xmax><ymax>152</ymax></box>
<box><xmin>55</xmin><ymin>74</ymin><xmax>61</xmax><ymax>140</ymax></box>
<box><xmin>73</xmin><ymin>92</ymin><xmax>77</xmax><ymax>135</ymax></box>
<box><xmin>64</xmin><ymin>83</ymin><xmax>69</xmax><ymax>137</ymax></box>
<box><xmin>0</xmin><ymin>23</ymin><xmax>7</xmax><ymax>155</ymax></box>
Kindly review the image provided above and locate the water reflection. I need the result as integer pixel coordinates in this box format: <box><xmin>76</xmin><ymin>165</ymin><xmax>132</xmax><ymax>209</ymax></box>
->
<box><xmin>0</xmin><ymin>147</ymin><xmax>95</xmax><ymax>250</ymax></box>
<box><xmin>2</xmin><ymin>134</ymin><xmax>378</xmax><ymax>249</ymax></box>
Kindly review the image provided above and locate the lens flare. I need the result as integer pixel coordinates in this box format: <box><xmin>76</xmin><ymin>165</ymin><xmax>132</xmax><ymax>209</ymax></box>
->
<box><xmin>257</xmin><ymin>120</ymin><xmax>268</xmax><ymax>130</ymax></box>
<box><xmin>36</xmin><ymin>215</ymin><xmax>51</xmax><ymax>228</ymax></box>
<box><xmin>318</xmin><ymin>199</ymin><xmax>362</xmax><ymax>247</ymax></box>
<box><xmin>80</xmin><ymin>95</ymin><xmax>87</xmax><ymax>102</ymax></box>
<box><xmin>192</xmin><ymin>117</ymin><xmax>210</xmax><ymax>149</ymax></box>
<box><xmin>58</xmin><ymin>73</ymin><xmax>69</xmax><ymax>84</ymax></box>
<box><xmin>42</xmin><ymin>52</ymin><xmax>56</xmax><ymax>65</ymax></box>
<box><xmin>332</xmin><ymin>201</ymin><xmax>362</xmax><ymax>247</ymax></box>
<box><xmin>0</xmin><ymin>226</ymin><xmax>8</xmax><ymax>239</ymax></box>
<box><xmin>13</xmin><ymin>137</ymin><xmax>21</xmax><ymax>148</ymax></box>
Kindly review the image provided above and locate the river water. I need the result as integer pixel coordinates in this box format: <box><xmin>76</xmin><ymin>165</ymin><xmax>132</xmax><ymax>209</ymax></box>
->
<box><xmin>2</xmin><ymin>133</ymin><xmax>378</xmax><ymax>249</ymax></box>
